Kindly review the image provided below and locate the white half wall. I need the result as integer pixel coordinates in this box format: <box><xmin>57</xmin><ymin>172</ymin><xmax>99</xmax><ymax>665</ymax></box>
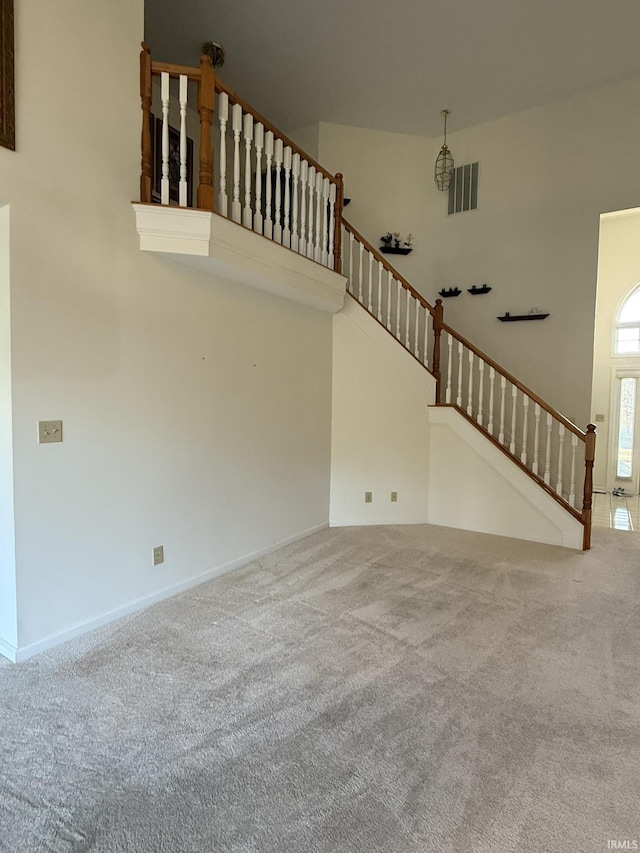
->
<box><xmin>427</xmin><ymin>407</ymin><xmax>584</xmax><ymax>549</ymax></box>
<box><xmin>330</xmin><ymin>296</ymin><xmax>436</xmax><ymax>525</ymax></box>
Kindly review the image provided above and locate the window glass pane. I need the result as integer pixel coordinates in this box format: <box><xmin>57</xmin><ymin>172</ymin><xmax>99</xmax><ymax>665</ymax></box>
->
<box><xmin>617</xmin><ymin>377</ymin><xmax>636</xmax><ymax>478</ymax></box>
<box><xmin>619</xmin><ymin>290</ymin><xmax>640</xmax><ymax>323</ymax></box>
<box><xmin>616</xmin><ymin>327</ymin><xmax>640</xmax><ymax>353</ymax></box>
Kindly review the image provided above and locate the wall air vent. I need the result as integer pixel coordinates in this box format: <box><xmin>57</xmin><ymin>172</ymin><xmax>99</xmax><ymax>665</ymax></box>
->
<box><xmin>448</xmin><ymin>162</ymin><xmax>479</xmax><ymax>215</ymax></box>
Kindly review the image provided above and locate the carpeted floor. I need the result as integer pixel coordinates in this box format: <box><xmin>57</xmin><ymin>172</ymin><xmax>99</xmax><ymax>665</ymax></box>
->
<box><xmin>1</xmin><ymin>523</ymin><xmax>639</xmax><ymax>852</ymax></box>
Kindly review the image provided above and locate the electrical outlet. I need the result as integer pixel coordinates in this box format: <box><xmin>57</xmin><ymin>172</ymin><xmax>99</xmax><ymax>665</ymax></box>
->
<box><xmin>364</xmin><ymin>491</ymin><xmax>372</xmax><ymax>503</ymax></box>
<box><xmin>152</xmin><ymin>545</ymin><xmax>164</xmax><ymax>566</ymax></box>
<box><xmin>391</xmin><ymin>491</ymin><xmax>398</xmax><ymax>502</ymax></box>
<box><xmin>595</xmin><ymin>413</ymin><xmax>605</xmax><ymax>423</ymax></box>
<box><xmin>38</xmin><ymin>420</ymin><xmax>63</xmax><ymax>444</ymax></box>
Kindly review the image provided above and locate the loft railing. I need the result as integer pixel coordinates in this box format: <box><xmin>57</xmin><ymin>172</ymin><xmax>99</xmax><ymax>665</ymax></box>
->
<box><xmin>340</xmin><ymin>219</ymin><xmax>596</xmax><ymax>550</ymax></box>
<box><xmin>138</xmin><ymin>44</ymin><xmax>343</xmax><ymax>272</ymax></box>
<box><xmin>137</xmin><ymin>45</ymin><xmax>595</xmax><ymax>549</ymax></box>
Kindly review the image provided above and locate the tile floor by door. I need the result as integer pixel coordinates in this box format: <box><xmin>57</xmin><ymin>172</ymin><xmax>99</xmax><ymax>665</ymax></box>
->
<box><xmin>592</xmin><ymin>490</ymin><xmax>640</xmax><ymax>531</ymax></box>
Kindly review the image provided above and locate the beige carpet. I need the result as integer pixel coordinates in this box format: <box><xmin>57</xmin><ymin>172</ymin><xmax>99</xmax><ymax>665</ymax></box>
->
<box><xmin>1</xmin><ymin>523</ymin><xmax>639</xmax><ymax>852</ymax></box>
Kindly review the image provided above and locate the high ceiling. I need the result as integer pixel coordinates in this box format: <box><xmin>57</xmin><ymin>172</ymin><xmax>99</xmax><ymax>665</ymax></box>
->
<box><xmin>144</xmin><ymin>0</ymin><xmax>640</xmax><ymax>137</ymax></box>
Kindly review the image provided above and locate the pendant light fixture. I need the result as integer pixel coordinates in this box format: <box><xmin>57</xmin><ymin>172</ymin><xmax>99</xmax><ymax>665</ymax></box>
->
<box><xmin>434</xmin><ymin>109</ymin><xmax>454</xmax><ymax>191</ymax></box>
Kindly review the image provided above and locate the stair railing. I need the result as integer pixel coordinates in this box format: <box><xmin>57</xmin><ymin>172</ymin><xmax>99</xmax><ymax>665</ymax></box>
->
<box><xmin>139</xmin><ymin>44</ymin><xmax>343</xmax><ymax>272</ymax></box>
<box><xmin>341</xmin><ymin>219</ymin><xmax>596</xmax><ymax>550</ymax></box>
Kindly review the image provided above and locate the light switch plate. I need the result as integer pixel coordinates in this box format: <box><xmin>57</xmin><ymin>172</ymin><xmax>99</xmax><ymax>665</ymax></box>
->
<box><xmin>38</xmin><ymin>420</ymin><xmax>63</xmax><ymax>444</ymax></box>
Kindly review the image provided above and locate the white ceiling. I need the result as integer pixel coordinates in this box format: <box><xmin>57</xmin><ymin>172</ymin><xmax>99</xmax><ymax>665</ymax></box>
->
<box><xmin>144</xmin><ymin>0</ymin><xmax>640</xmax><ymax>137</ymax></box>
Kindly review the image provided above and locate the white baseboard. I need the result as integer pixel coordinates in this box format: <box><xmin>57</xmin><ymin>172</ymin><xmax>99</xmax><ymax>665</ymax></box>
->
<box><xmin>0</xmin><ymin>637</ymin><xmax>17</xmax><ymax>663</ymax></box>
<box><xmin>11</xmin><ymin>522</ymin><xmax>328</xmax><ymax>663</ymax></box>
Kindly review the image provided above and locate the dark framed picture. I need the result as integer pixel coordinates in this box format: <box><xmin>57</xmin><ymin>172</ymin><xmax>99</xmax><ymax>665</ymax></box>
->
<box><xmin>0</xmin><ymin>0</ymin><xmax>15</xmax><ymax>151</ymax></box>
<box><xmin>153</xmin><ymin>117</ymin><xmax>194</xmax><ymax>206</ymax></box>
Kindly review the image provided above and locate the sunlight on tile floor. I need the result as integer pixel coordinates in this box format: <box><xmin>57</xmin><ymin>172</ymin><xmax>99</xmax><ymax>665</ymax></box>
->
<box><xmin>592</xmin><ymin>491</ymin><xmax>640</xmax><ymax>531</ymax></box>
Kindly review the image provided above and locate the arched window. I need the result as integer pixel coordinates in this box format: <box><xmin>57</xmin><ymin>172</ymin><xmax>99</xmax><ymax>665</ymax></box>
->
<box><xmin>615</xmin><ymin>287</ymin><xmax>640</xmax><ymax>354</ymax></box>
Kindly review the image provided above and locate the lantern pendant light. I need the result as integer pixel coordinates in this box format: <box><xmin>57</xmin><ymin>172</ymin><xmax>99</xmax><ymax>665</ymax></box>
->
<box><xmin>434</xmin><ymin>109</ymin><xmax>454</xmax><ymax>191</ymax></box>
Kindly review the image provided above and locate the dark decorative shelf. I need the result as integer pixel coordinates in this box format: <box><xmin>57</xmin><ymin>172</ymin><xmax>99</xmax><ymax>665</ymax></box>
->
<box><xmin>498</xmin><ymin>312</ymin><xmax>549</xmax><ymax>322</ymax></box>
<box><xmin>343</xmin><ymin>198</ymin><xmax>351</xmax><ymax>206</ymax></box>
<box><xmin>468</xmin><ymin>284</ymin><xmax>492</xmax><ymax>295</ymax></box>
<box><xmin>439</xmin><ymin>287</ymin><xmax>462</xmax><ymax>298</ymax></box>
<box><xmin>380</xmin><ymin>246</ymin><xmax>412</xmax><ymax>255</ymax></box>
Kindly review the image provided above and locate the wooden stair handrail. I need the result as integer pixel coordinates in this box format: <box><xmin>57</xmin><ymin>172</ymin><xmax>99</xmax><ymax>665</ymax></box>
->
<box><xmin>214</xmin><ymin>78</ymin><xmax>338</xmax><ymax>185</ymax></box>
<box><xmin>342</xmin><ymin>219</ymin><xmax>435</xmax><ymax>315</ymax></box>
<box><xmin>441</xmin><ymin>320</ymin><xmax>586</xmax><ymax>441</ymax></box>
<box><xmin>151</xmin><ymin>60</ymin><xmax>202</xmax><ymax>82</ymax></box>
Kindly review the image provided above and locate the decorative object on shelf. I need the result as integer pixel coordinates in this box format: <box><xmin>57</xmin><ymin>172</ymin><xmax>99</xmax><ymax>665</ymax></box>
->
<box><xmin>498</xmin><ymin>307</ymin><xmax>549</xmax><ymax>322</ymax></box>
<box><xmin>434</xmin><ymin>109</ymin><xmax>454</xmax><ymax>191</ymax></box>
<box><xmin>380</xmin><ymin>232</ymin><xmax>413</xmax><ymax>255</ymax></box>
<box><xmin>439</xmin><ymin>287</ymin><xmax>462</xmax><ymax>298</ymax></box>
<box><xmin>201</xmin><ymin>41</ymin><xmax>225</xmax><ymax>68</ymax></box>
<box><xmin>468</xmin><ymin>284</ymin><xmax>492</xmax><ymax>295</ymax></box>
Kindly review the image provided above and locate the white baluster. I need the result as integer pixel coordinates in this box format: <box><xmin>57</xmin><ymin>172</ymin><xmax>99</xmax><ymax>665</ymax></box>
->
<box><xmin>396</xmin><ymin>280</ymin><xmax>401</xmax><ymax>339</ymax></box>
<box><xmin>264</xmin><ymin>130</ymin><xmax>274</xmax><ymax>239</ymax></box>
<box><xmin>299</xmin><ymin>160</ymin><xmax>307</xmax><ymax>255</ymax></box>
<box><xmin>358</xmin><ymin>242</ymin><xmax>364</xmax><ymax>302</ymax></box>
<box><xmin>283</xmin><ymin>146</ymin><xmax>292</xmax><ymax>248</ymax></box>
<box><xmin>467</xmin><ymin>350</ymin><xmax>474</xmax><ymax>416</ymax></box>
<box><xmin>231</xmin><ymin>103</ymin><xmax>242</xmax><ymax>224</ymax></box>
<box><xmin>377</xmin><ymin>262</ymin><xmax>383</xmax><ymax>321</ymax></box>
<box><xmin>328</xmin><ymin>182</ymin><xmax>336</xmax><ymax>268</ymax></box>
<box><xmin>242</xmin><ymin>112</ymin><xmax>254</xmax><ymax>228</ymax></box>
<box><xmin>160</xmin><ymin>72</ymin><xmax>170</xmax><ymax>205</ymax></box>
<box><xmin>414</xmin><ymin>301</ymin><xmax>420</xmax><ymax>358</ymax></box>
<box><xmin>387</xmin><ymin>270</ymin><xmax>393</xmax><ymax>331</ymax></box>
<box><xmin>321</xmin><ymin>177</ymin><xmax>329</xmax><ymax>265</ymax></box>
<box><xmin>477</xmin><ymin>361</ymin><xmax>485</xmax><ymax>426</ymax></box>
<box><xmin>488</xmin><ymin>367</ymin><xmax>495</xmax><ymax>435</ymax></box>
<box><xmin>348</xmin><ymin>231</ymin><xmax>354</xmax><ymax>294</ymax></box>
<box><xmin>314</xmin><ymin>171</ymin><xmax>323</xmax><ymax>262</ymax></box>
<box><xmin>457</xmin><ymin>341</ymin><xmax>464</xmax><ymax>407</ymax></box>
<box><xmin>179</xmin><ymin>75</ymin><xmax>188</xmax><ymax>207</ymax></box>
<box><xmin>307</xmin><ymin>166</ymin><xmax>316</xmax><ymax>259</ymax></box>
<box><xmin>499</xmin><ymin>376</ymin><xmax>506</xmax><ymax>444</ymax></box>
<box><xmin>273</xmin><ymin>138</ymin><xmax>283</xmax><ymax>243</ymax></box>
<box><xmin>405</xmin><ymin>289</ymin><xmax>411</xmax><ymax>348</ymax></box>
<box><xmin>446</xmin><ymin>334</ymin><xmax>453</xmax><ymax>402</ymax></box>
<box><xmin>367</xmin><ymin>252</ymin><xmax>373</xmax><ymax>312</ymax></box>
<box><xmin>569</xmin><ymin>433</ymin><xmax>578</xmax><ymax>506</ymax></box>
<box><xmin>532</xmin><ymin>404</ymin><xmax>541</xmax><ymax>474</ymax></box>
<box><xmin>521</xmin><ymin>396</ymin><xmax>529</xmax><ymax>463</ymax></box>
<box><xmin>217</xmin><ymin>92</ymin><xmax>229</xmax><ymax>216</ymax></box>
<box><xmin>291</xmin><ymin>153</ymin><xmax>300</xmax><ymax>251</ymax></box>
<box><xmin>510</xmin><ymin>385</ymin><xmax>517</xmax><ymax>454</ymax></box>
<box><xmin>253</xmin><ymin>122</ymin><xmax>264</xmax><ymax>233</ymax></box>
<box><xmin>544</xmin><ymin>413</ymin><xmax>552</xmax><ymax>485</ymax></box>
<box><xmin>423</xmin><ymin>311</ymin><xmax>430</xmax><ymax>368</ymax></box>
<box><xmin>556</xmin><ymin>424</ymin><xmax>565</xmax><ymax>495</ymax></box>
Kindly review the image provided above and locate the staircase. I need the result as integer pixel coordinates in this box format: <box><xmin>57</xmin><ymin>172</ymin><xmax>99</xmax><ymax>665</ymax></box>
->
<box><xmin>135</xmin><ymin>45</ymin><xmax>596</xmax><ymax>550</ymax></box>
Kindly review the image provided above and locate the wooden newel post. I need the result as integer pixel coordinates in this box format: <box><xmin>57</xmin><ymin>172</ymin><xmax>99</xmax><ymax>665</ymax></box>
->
<box><xmin>140</xmin><ymin>43</ymin><xmax>153</xmax><ymax>204</ymax></box>
<box><xmin>432</xmin><ymin>298</ymin><xmax>444</xmax><ymax>403</ymax></box>
<box><xmin>333</xmin><ymin>173</ymin><xmax>344</xmax><ymax>274</ymax></box>
<box><xmin>197</xmin><ymin>54</ymin><xmax>215</xmax><ymax>211</ymax></box>
<box><xmin>582</xmin><ymin>423</ymin><xmax>596</xmax><ymax>550</ymax></box>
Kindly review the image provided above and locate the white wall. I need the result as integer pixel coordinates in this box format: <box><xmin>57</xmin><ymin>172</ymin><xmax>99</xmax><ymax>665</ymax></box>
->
<box><xmin>318</xmin><ymin>76</ymin><xmax>640</xmax><ymax>430</ymax></box>
<box><xmin>591</xmin><ymin>208</ymin><xmax>640</xmax><ymax>490</ymax></box>
<box><xmin>0</xmin><ymin>1</ymin><xmax>333</xmax><ymax>658</ymax></box>
<box><xmin>330</xmin><ymin>297</ymin><xmax>435</xmax><ymax>526</ymax></box>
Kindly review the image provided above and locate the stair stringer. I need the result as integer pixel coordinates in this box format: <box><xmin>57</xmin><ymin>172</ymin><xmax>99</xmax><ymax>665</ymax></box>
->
<box><xmin>427</xmin><ymin>406</ymin><xmax>584</xmax><ymax>549</ymax></box>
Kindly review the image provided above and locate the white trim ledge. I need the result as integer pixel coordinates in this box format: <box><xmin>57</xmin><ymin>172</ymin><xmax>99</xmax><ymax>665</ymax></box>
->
<box><xmin>133</xmin><ymin>204</ymin><xmax>347</xmax><ymax>314</ymax></box>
